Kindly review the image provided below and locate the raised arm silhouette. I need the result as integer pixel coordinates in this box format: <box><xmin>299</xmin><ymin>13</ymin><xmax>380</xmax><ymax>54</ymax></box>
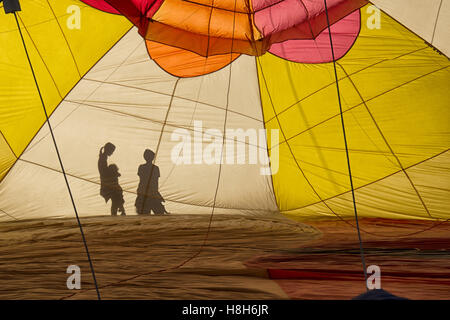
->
<box><xmin>98</xmin><ymin>142</ymin><xmax>126</xmax><ymax>216</ymax></box>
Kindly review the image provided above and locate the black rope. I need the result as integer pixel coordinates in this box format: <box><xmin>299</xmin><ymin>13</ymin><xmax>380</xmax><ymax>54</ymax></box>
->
<box><xmin>13</xmin><ymin>12</ymin><xmax>101</xmax><ymax>299</ymax></box>
<box><xmin>322</xmin><ymin>1</ymin><xmax>368</xmax><ymax>289</ymax></box>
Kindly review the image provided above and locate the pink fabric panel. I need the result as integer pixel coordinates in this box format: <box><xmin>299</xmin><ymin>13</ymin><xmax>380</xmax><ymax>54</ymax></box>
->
<box><xmin>254</xmin><ymin>0</ymin><xmax>309</xmax><ymax>37</ymax></box>
<box><xmin>268</xmin><ymin>10</ymin><xmax>360</xmax><ymax>63</ymax></box>
<box><xmin>254</xmin><ymin>0</ymin><xmax>358</xmax><ymax>37</ymax></box>
<box><xmin>252</xmin><ymin>0</ymin><xmax>284</xmax><ymax>12</ymax></box>
<box><xmin>253</xmin><ymin>0</ymin><xmax>345</xmax><ymax>12</ymax></box>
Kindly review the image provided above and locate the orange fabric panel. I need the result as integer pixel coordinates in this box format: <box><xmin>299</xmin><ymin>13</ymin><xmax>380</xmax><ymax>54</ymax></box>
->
<box><xmin>185</xmin><ymin>0</ymin><xmax>253</xmax><ymax>13</ymax></box>
<box><xmin>152</xmin><ymin>0</ymin><xmax>261</xmax><ymax>40</ymax></box>
<box><xmin>145</xmin><ymin>20</ymin><xmax>269</xmax><ymax>57</ymax></box>
<box><xmin>146</xmin><ymin>40</ymin><xmax>240</xmax><ymax>77</ymax></box>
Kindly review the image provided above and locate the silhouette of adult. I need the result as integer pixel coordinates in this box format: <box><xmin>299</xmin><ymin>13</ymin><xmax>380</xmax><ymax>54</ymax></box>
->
<box><xmin>98</xmin><ymin>142</ymin><xmax>126</xmax><ymax>216</ymax></box>
<box><xmin>135</xmin><ymin>149</ymin><xmax>167</xmax><ymax>215</ymax></box>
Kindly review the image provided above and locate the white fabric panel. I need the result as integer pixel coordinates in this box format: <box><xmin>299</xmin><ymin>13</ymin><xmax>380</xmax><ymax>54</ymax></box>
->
<box><xmin>371</xmin><ymin>0</ymin><xmax>450</xmax><ymax>56</ymax></box>
<box><xmin>0</xmin><ymin>29</ymin><xmax>278</xmax><ymax>221</ymax></box>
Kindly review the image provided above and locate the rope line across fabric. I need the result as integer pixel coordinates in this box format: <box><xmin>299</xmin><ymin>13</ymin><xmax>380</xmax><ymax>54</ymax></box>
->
<box><xmin>13</xmin><ymin>11</ymin><xmax>101</xmax><ymax>300</ymax></box>
<box><xmin>323</xmin><ymin>0</ymin><xmax>368</xmax><ymax>289</ymax></box>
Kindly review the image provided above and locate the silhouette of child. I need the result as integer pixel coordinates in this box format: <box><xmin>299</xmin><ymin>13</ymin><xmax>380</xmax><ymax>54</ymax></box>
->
<box><xmin>106</xmin><ymin>164</ymin><xmax>126</xmax><ymax>216</ymax></box>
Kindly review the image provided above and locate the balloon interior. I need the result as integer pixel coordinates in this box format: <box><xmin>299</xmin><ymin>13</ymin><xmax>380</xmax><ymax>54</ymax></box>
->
<box><xmin>0</xmin><ymin>0</ymin><xmax>448</xmax><ymax>300</ymax></box>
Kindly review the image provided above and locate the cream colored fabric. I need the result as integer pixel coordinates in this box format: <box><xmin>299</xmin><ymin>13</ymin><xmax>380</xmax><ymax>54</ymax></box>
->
<box><xmin>371</xmin><ymin>0</ymin><xmax>450</xmax><ymax>56</ymax></box>
<box><xmin>0</xmin><ymin>29</ymin><xmax>278</xmax><ymax>221</ymax></box>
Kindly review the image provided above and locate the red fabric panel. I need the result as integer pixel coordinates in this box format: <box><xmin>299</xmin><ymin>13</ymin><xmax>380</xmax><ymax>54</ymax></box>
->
<box><xmin>81</xmin><ymin>0</ymin><xmax>164</xmax><ymax>35</ymax></box>
<box><xmin>81</xmin><ymin>0</ymin><xmax>120</xmax><ymax>14</ymax></box>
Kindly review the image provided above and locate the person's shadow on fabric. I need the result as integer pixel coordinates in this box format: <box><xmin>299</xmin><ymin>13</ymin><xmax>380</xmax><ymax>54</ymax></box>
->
<box><xmin>135</xmin><ymin>149</ymin><xmax>168</xmax><ymax>215</ymax></box>
<box><xmin>98</xmin><ymin>142</ymin><xmax>126</xmax><ymax>216</ymax></box>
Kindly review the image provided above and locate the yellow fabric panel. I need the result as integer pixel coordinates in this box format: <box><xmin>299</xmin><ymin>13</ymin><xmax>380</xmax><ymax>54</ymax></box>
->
<box><xmin>258</xmin><ymin>5</ymin><xmax>450</xmax><ymax>219</ymax></box>
<box><xmin>271</xmin><ymin>143</ymin><xmax>322</xmax><ymax>210</ymax></box>
<box><xmin>406</xmin><ymin>151</ymin><xmax>450</xmax><ymax>220</ymax></box>
<box><xmin>0</xmin><ymin>0</ymin><xmax>131</xmax><ymax>160</ymax></box>
<box><xmin>0</xmin><ymin>133</ymin><xmax>16</xmax><ymax>181</ymax></box>
<box><xmin>284</xmin><ymin>151</ymin><xmax>450</xmax><ymax>221</ymax></box>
